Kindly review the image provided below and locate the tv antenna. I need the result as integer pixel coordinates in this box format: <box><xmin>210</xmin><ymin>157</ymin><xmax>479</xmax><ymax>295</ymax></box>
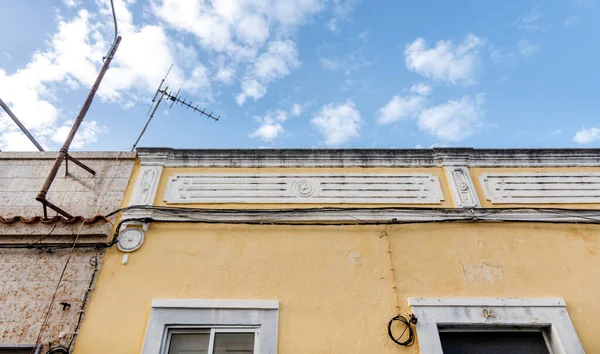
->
<box><xmin>131</xmin><ymin>65</ymin><xmax>219</xmax><ymax>151</ymax></box>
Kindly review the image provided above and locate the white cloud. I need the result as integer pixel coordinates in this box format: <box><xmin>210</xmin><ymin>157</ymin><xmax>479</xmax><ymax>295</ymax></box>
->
<box><xmin>404</xmin><ymin>33</ymin><xmax>486</xmax><ymax>85</ymax></box>
<box><xmin>376</xmin><ymin>95</ymin><xmax>426</xmax><ymax>124</ymax></box>
<box><xmin>213</xmin><ymin>55</ymin><xmax>236</xmax><ymax>84</ymax></box>
<box><xmin>235</xmin><ymin>14</ymin><xmax>270</xmax><ymax>46</ymax></box>
<box><xmin>236</xmin><ymin>79</ymin><xmax>266</xmax><ymax>105</ymax></box>
<box><xmin>326</xmin><ymin>0</ymin><xmax>359</xmax><ymax>32</ymax></box>
<box><xmin>311</xmin><ymin>100</ymin><xmax>362</xmax><ymax>146</ymax></box>
<box><xmin>515</xmin><ymin>5</ymin><xmax>548</xmax><ymax>32</ymax></box>
<box><xmin>517</xmin><ymin>38</ymin><xmax>539</xmax><ymax>57</ymax></box>
<box><xmin>236</xmin><ymin>40</ymin><xmax>300</xmax><ymax>105</ymax></box>
<box><xmin>320</xmin><ymin>57</ymin><xmax>342</xmax><ymax>71</ymax></box>
<box><xmin>51</xmin><ymin>120</ymin><xmax>105</xmax><ymax>149</ymax></box>
<box><xmin>0</xmin><ymin>132</ymin><xmax>45</xmax><ymax>151</ymax></box>
<box><xmin>0</xmin><ymin>0</ymin><xmax>213</xmax><ymax>151</ymax></box>
<box><xmin>489</xmin><ymin>44</ymin><xmax>517</xmax><ymax>66</ymax></box>
<box><xmin>410</xmin><ymin>83</ymin><xmax>433</xmax><ymax>96</ymax></box>
<box><xmin>573</xmin><ymin>127</ymin><xmax>600</xmax><ymax>144</ymax></box>
<box><xmin>326</xmin><ymin>18</ymin><xmax>338</xmax><ymax>31</ymax></box>
<box><xmin>62</xmin><ymin>0</ymin><xmax>80</xmax><ymax>7</ymax></box>
<box><xmin>319</xmin><ymin>48</ymin><xmax>370</xmax><ymax>76</ymax></box>
<box><xmin>358</xmin><ymin>31</ymin><xmax>368</xmax><ymax>42</ymax></box>
<box><xmin>417</xmin><ymin>93</ymin><xmax>485</xmax><ymax>142</ymax></box>
<box><xmin>542</xmin><ymin>129</ymin><xmax>562</xmax><ymax>139</ymax></box>
<box><xmin>563</xmin><ymin>16</ymin><xmax>579</xmax><ymax>28</ymax></box>
<box><xmin>250</xmin><ymin>110</ymin><xmax>288</xmax><ymax>142</ymax></box>
<box><xmin>152</xmin><ymin>0</ymin><xmax>329</xmax><ymax>106</ymax></box>
<box><xmin>291</xmin><ymin>103</ymin><xmax>303</xmax><ymax>116</ymax></box>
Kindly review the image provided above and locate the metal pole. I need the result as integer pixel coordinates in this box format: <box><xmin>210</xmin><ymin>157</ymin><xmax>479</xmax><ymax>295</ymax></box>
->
<box><xmin>36</xmin><ymin>36</ymin><xmax>122</xmax><ymax>210</ymax></box>
<box><xmin>131</xmin><ymin>91</ymin><xmax>164</xmax><ymax>152</ymax></box>
<box><xmin>0</xmin><ymin>98</ymin><xmax>44</xmax><ymax>151</ymax></box>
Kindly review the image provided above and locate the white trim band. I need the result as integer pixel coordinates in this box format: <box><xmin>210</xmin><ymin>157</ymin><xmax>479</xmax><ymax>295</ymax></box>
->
<box><xmin>408</xmin><ymin>297</ymin><xmax>566</xmax><ymax>307</ymax></box>
<box><xmin>408</xmin><ymin>297</ymin><xmax>584</xmax><ymax>354</ymax></box>
<box><xmin>151</xmin><ymin>299</ymin><xmax>279</xmax><ymax>310</ymax></box>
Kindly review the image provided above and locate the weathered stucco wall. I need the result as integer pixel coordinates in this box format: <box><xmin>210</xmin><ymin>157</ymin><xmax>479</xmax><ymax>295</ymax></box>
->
<box><xmin>0</xmin><ymin>249</ymin><xmax>101</xmax><ymax>348</ymax></box>
<box><xmin>0</xmin><ymin>152</ymin><xmax>135</xmax><ymax>350</ymax></box>
<box><xmin>74</xmin><ymin>222</ymin><xmax>600</xmax><ymax>353</ymax></box>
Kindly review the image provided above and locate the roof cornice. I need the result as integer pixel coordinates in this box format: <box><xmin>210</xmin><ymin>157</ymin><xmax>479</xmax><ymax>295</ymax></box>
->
<box><xmin>136</xmin><ymin>148</ymin><xmax>600</xmax><ymax>168</ymax></box>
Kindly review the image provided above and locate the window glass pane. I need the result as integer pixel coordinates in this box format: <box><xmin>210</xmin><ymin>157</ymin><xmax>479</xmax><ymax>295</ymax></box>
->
<box><xmin>168</xmin><ymin>333</ymin><xmax>210</xmax><ymax>354</ymax></box>
<box><xmin>439</xmin><ymin>331</ymin><xmax>550</xmax><ymax>354</ymax></box>
<box><xmin>212</xmin><ymin>333</ymin><xmax>255</xmax><ymax>354</ymax></box>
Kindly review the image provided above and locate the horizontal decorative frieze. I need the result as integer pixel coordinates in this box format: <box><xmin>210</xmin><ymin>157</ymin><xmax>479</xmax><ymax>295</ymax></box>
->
<box><xmin>164</xmin><ymin>173</ymin><xmax>444</xmax><ymax>204</ymax></box>
<box><xmin>480</xmin><ymin>172</ymin><xmax>600</xmax><ymax>204</ymax></box>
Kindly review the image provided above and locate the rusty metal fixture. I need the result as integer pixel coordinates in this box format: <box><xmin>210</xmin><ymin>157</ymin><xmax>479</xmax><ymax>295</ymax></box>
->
<box><xmin>0</xmin><ymin>97</ymin><xmax>45</xmax><ymax>151</ymax></box>
<box><xmin>46</xmin><ymin>346</ymin><xmax>68</xmax><ymax>354</ymax></box>
<box><xmin>36</xmin><ymin>36</ymin><xmax>122</xmax><ymax>220</ymax></box>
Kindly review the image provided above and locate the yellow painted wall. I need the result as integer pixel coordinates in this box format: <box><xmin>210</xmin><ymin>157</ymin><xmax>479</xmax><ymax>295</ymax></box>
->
<box><xmin>74</xmin><ymin>222</ymin><xmax>600</xmax><ymax>353</ymax></box>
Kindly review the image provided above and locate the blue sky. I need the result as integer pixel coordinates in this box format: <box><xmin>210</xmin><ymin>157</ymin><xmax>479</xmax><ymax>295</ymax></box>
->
<box><xmin>1</xmin><ymin>0</ymin><xmax>599</xmax><ymax>151</ymax></box>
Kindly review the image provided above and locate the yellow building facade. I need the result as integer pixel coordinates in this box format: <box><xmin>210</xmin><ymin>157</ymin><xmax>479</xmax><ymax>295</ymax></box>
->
<box><xmin>75</xmin><ymin>148</ymin><xmax>600</xmax><ymax>354</ymax></box>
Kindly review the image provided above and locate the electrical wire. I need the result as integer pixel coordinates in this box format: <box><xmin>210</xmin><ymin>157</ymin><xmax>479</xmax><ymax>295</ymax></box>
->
<box><xmin>4</xmin><ymin>206</ymin><xmax>600</xmax><ymax>251</ymax></box>
<box><xmin>381</xmin><ymin>229</ymin><xmax>401</xmax><ymax>316</ymax></box>
<box><xmin>30</xmin><ymin>221</ymin><xmax>85</xmax><ymax>354</ymax></box>
<box><xmin>388</xmin><ymin>314</ymin><xmax>417</xmax><ymax>347</ymax></box>
<box><xmin>381</xmin><ymin>227</ymin><xmax>418</xmax><ymax>347</ymax></box>
<box><xmin>67</xmin><ymin>251</ymin><xmax>100</xmax><ymax>351</ymax></box>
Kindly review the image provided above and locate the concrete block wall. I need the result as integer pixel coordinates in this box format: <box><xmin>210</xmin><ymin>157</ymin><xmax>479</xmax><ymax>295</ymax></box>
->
<box><xmin>0</xmin><ymin>152</ymin><xmax>135</xmax><ymax>351</ymax></box>
<box><xmin>0</xmin><ymin>152</ymin><xmax>135</xmax><ymax>219</ymax></box>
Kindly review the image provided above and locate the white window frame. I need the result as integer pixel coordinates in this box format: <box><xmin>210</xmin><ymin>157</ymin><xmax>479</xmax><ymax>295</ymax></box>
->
<box><xmin>163</xmin><ymin>326</ymin><xmax>260</xmax><ymax>354</ymax></box>
<box><xmin>141</xmin><ymin>299</ymin><xmax>279</xmax><ymax>354</ymax></box>
<box><xmin>408</xmin><ymin>298</ymin><xmax>584</xmax><ymax>354</ymax></box>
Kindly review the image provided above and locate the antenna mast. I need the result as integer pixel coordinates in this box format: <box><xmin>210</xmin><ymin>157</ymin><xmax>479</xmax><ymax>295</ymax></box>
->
<box><xmin>36</xmin><ymin>0</ymin><xmax>121</xmax><ymax>219</ymax></box>
<box><xmin>131</xmin><ymin>67</ymin><xmax>219</xmax><ymax>151</ymax></box>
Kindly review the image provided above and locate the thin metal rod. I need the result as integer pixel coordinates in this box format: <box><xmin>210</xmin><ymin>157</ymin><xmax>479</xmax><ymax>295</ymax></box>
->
<box><xmin>132</xmin><ymin>91</ymin><xmax>165</xmax><ymax>152</ymax></box>
<box><xmin>39</xmin><ymin>198</ymin><xmax>74</xmax><ymax>220</ymax></box>
<box><xmin>104</xmin><ymin>0</ymin><xmax>119</xmax><ymax>61</ymax></box>
<box><xmin>0</xmin><ymin>97</ymin><xmax>44</xmax><ymax>151</ymax></box>
<box><xmin>109</xmin><ymin>0</ymin><xmax>118</xmax><ymax>42</ymax></box>
<box><xmin>66</xmin><ymin>154</ymin><xmax>96</xmax><ymax>176</ymax></box>
<box><xmin>37</xmin><ymin>36</ymin><xmax>122</xmax><ymax>216</ymax></box>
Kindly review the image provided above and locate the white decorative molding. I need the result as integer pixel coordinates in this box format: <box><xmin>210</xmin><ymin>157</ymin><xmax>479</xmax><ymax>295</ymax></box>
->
<box><xmin>480</xmin><ymin>172</ymin><xmax>600</xmax><ymax>204</ymax></box>
<box><xmin>142</xmin><ymin>299</ymin><xmax>279</xmax><ymax>354</ymax></box>
<box><xmin>164</xmin><ymin>173</ymin><xmax>445</xmax><ymax>204</ymax></box>
<box><xmin>129</xmin><ymin>165</ymin><xmax>163</xmax><ymax>206</ymax></box>
<box><xmin>408</xmin><ymin>297</ymin><xmax>584</xmax><ymax>354</ymax></box>
<box><xmin>408</xmin><ymin>297</ymin><xmax>565</xmax><ymax>307</ymax></box>
<box><xmin>151</xmin><ymin>299</ymin><xmax>279</xmax><ymax>310</ymax></box>
<box><xmin>444</xmin><ymin>167</ymin><xmax>480</xmax><ymax>208</ymax></box>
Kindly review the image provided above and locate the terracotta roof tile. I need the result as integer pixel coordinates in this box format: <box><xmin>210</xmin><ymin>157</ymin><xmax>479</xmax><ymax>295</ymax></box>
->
<box><xmin>0</xmin><ymin>215</ymin><xmax>109</xmax><ymax>224</ymax></box>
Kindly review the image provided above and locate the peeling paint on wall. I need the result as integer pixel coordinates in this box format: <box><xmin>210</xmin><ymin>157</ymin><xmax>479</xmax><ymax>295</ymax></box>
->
<box><xmin>348</xmin><ymin>251</ymin><xmax>362</xmax><ymax>265</ymax></box>
<box><xmin>461</xmin><ymin>262</ymin><xmax>504</xmax><ymax>282</ymax></box>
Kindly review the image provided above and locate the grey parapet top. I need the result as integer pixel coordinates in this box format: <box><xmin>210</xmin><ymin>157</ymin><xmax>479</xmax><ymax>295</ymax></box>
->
<box><xmin>135</xmin><ymin>147</ymin><xmax>600</xmax><ymax>168</ymax></box>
